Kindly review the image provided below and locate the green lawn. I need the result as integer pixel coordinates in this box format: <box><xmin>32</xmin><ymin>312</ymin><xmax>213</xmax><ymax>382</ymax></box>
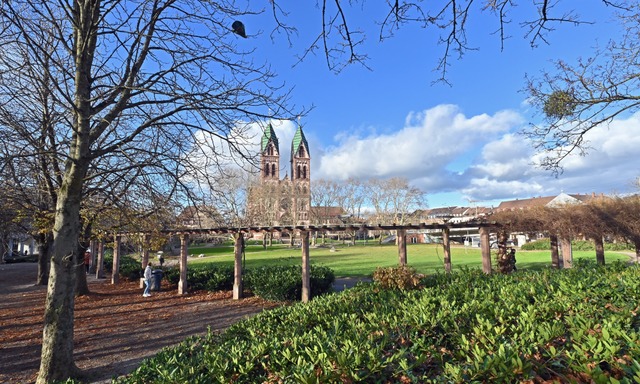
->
<box><xmin>185</xmin><ymin>243</ymin><xmax>632</xmax><ymax>277</ymax></box>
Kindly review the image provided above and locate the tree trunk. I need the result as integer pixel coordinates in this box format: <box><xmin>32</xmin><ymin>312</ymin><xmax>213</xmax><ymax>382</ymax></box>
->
<box><xmin>37</xmin><ymin>182</ymin><xmax>85</xmax><ymax>383</ymax></box>
<box><xmin>36</xmin><ymin>232</ymin><xmax>53</xmax><ymax>286</ymax></box>
<box><xmin>550</xmin><ymin>234</ymin><xmax>560</xmax><ymax>268</ymax></box>
<box><xmin>594</xmin><ymin>235</ymin><xmax>605</xmax><ymax>265</ymax></box>
<box><xmin>75</xmin><ymin>261</ymin><xmax>90</xmax><ymax>296</ymax></box>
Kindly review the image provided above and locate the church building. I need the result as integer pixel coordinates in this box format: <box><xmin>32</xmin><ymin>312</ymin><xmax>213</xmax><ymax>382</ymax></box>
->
<box><xmin>248</xmin><ymin>122</ymin><xmax>311</xmax><ymax>226</ymax></box>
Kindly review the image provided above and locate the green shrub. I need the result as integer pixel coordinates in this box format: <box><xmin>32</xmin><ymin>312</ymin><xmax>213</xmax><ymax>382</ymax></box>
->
<box><xmin>520</xmin><ymin>238</ymin><xmax>550</xmax><ymax>250</ymax></box>
<box><xmin>118</xmin><ymin>264</ymin><xmax>640</xmax><ymax>384</ymax></box>
<box><xmin>521</xmin><ymin>238</ymin><xmax>633</xmax><ymax>252</ymax></box>
<box><xmin>103</xmin><ymin>254</ymin><xmax>141</xmax><ymax>281</ymax></box>
<box><xmin>372</xmin><ymin>265</ymin><xmax>422</xmax><ymax>290</ymax></box>
<box><xmin>245</xmin><ymin>265</ymin><xmax>335</xmax><ymax>301</ymax></box>
<box><xmin>163</xmin><ymin>264</ymin><xmax>234</xmax><ymax>291</ymax></box>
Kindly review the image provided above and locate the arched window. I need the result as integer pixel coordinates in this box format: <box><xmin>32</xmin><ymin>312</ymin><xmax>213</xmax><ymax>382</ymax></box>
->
<box><xmin>264</xmin><ymin>163</ymin><xmax>269</xmax><ymax>176</ymax></box>
<box><xmin>302</xmin><ymin>166</ymin><xmax>307</xmax><ymax>179</ymax></box>
<box><xmin>271</xmin><ymin>164</ymin><xmax>276</xmax><ymax>176</ymax></box>
<box><xmin>296</xmin><ymin>165</ymin><xmax>301</xmax><ymax>179</ymax></box>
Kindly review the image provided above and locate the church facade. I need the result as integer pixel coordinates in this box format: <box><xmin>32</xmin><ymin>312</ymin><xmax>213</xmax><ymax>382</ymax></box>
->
<box><xmin>248</xmin><ymin>123</ymin><xmax>311</xmax><ymax>226</ymax></box>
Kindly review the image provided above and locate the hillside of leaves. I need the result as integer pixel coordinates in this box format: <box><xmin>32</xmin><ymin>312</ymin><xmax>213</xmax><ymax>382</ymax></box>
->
<box><xmin>118</xmin><ymin>262</ymin><xmax>640</xmax><ymax>383</ymax></box>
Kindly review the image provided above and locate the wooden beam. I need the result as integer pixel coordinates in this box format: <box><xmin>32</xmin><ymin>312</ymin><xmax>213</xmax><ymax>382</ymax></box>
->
<box><xmin>233</xmin><ymin>232</ymin><xmax>244</xmax><ymax>300</ymax></box>
<box><xmin>479</xmin><ymin>227</ymin><xmax>492</xmax><ymax>274</ymax></box>
<box><xmin>442</xmin><ymin>227</ymin><xmax>451</xmax><ymax>273</ymax></box>
<box><xmin>178</xmin><ymin>234</ymin><xmax>189</xmax><ymax>294</ymax></box>
<box><xmin>301</xmin><ymin>231</ymin><xmax>310</xmax><ymax>303</ymax></box>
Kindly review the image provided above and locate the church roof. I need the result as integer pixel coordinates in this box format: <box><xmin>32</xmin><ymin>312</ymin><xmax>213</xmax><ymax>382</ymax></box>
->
<box><xmin>261</xmin><ymin>123</ymin><xmax>279</xmax><ymax>153</ymax></box>
<box><xmin>291</xmin><ymin>124</ymin><xmax>309</xmax><ymax>157</ymax></box>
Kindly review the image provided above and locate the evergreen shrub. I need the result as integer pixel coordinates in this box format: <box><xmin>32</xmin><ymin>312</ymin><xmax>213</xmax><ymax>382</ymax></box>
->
<box><xmin>245</xmin><ymin>265</ymin><xmax>335</xmax><ymax>301</ymax></box>
<box><xmin>522</xmin><ymin>238</ymin><xmax>633</xmax><ymax>252</ymax></box>
<box><xmin>103</xmin><ymin>254</ymin><xmax>141</xmax><ymax>281</ymax></box>
<box><xmin>164</xmin><ymin>264</ymin><xmax>234</xmax><ymax>291</ymax></box>
<box><xmin>118</xmin><ymin>264</ymin><xmax>640</xmax><ymax>383</ymax></box>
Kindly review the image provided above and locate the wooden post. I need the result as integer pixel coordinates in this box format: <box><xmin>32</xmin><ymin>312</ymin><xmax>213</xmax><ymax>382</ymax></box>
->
<box><xmin>479</xmin><ymin>227</ymin><xmax>492</xmax><ymax>274</ymax></box>
<box><xmin>550</xmin><ymin>234</ymin><xmax>560</xmax><ymax>268</ymax></box>
<box><xmin>594</xmin><ymin>235</ymin><xmax>605</xmax><ymax>265</ymax></box>
<box><xmin>88</xmin><ymin>239</ymin><xmax>97</xmax><ymax>274</ymax></box>
<box><xmin>560</xmin><ymin>236</ymin><xmax>573</xmax><ymax>268</ymax></box>
<box><xmin>111</xmin><ymin>235</ymin><xmax>121</xmax><ymax>284</ymax></box>
<box><xmin>397</xmin><ymin>229</ymin><xmax>407</xmax><ymax>266</ymax></box>
<box><xmin>442</xmin><ymin>226</ymin><xmax>451</xmax><ymax>273</ymax></box>
<box><xmin>301</xmin><ymin>231</ymin><xmax>310</xmax><ymax>303</ymax></box>
<box><xmin>96</xmin><ymin>241</ymin><xmax>105</xmax><ymax>279</ymax></box>
<box><xmin>178</xmin><ymin>234</ymin><xmax>189</xmax><ymax>294</ymax></box>
<box><xmin>233</xmin><ymin>232</ymin><xmax>244</xmax><ymax>300</ymax></box>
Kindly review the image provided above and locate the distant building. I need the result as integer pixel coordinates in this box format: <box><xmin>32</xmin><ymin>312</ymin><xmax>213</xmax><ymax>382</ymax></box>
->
<box><xmin>176</xmin><ymin>206</ymin><xmax>223</xmax><ymax>229</ymax></box>
<box><xmin>247</xmin><ymin>122</ymin><xmax>311</xmax><ymax>227</ymax></box>
<box><xmin>412</xmin><ymin>206</ymin><xmax>492</xmax><ymax>224</ymax></box>
<box><xmin>495</xmin><ymin>192</ymin><xmax>607</xmax><ymax>211</ymax></box>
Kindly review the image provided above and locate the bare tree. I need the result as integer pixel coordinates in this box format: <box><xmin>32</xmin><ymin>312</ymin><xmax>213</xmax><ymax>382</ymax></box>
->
<box><xmin>279</xmin><ymin>1</ymin><xmax>628</xmax><ymax>80</ymax></box>
<box><xmin>310</xmin><ymin>178</ymin><xmax>342</xmax><ymax>224</ymax></box>
<box><xmin>525</xmin><ymin>6</ymin><xmax>640</xmax><ymax>172</ymax></box>
<box><xmin>0</xmin><ymin>1</ymin><xmax>297</xmax><ymax>382</ymax></box>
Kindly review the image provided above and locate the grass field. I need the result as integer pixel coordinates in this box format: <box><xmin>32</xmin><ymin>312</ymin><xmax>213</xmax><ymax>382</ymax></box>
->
<box><xmin>184</xmin><ymin>242</ymin><xmax>632</xmax><ymax>277</ymax></box>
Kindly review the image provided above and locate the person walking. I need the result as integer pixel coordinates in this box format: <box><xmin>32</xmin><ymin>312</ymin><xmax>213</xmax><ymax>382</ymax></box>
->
<box><xmin>143</xmin><ymin>263</ymin><xmax>152</xmax><ymax>297</ymax></box>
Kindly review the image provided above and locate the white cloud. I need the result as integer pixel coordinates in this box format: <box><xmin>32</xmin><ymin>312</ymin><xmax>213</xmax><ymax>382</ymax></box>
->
<box><xmin>314</xmin><ymin>105</ymin><xmax>640</xmax><ymax>207</ymax></box>
<box><xmin>459</xmin><ymin>111</ymin><xmax>640</xmax><ymax>204</ymax></box>
<box><xmin>315</xmin><ymin>105</ymin><xmax>522</xmax><ymax>184</ymax></box>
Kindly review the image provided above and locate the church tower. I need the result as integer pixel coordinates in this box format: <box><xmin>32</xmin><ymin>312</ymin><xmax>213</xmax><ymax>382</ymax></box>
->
<box><xmin>291</xmin><ymin>124</ymin><xmax>311</xmax><ymax>224</ymax></box>
<box><xmin>252</xmin><ymin>121</ymin><xmax>311</xmax><ymax>227</ymax></box>
<box><xmin>260</xmin><ymin>123</ymin><xmax>280</xmax><ymax>182</ymax></box>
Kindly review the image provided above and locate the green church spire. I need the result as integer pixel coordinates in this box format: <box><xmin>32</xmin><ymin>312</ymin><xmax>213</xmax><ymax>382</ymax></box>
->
<box><xmin>261</xmin><ymin>123</ymin><xmax>279</xmax><ymax>153</ymax></box>
<box><xmin>291</xmin><ymin>124</ymin><xmax>309</xmax><ymax>158</ymax></box>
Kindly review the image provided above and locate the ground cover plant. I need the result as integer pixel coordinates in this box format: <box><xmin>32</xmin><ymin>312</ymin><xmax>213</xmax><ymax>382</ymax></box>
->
<box><xmin>119</xmin><ymin>262</ymin><xmax>640</xmax><ymax>383</ymax></box>
<box><xmin>187</xmin><ymin>242</ymin><xmax>630</xmax><ymax>276</ymax></box>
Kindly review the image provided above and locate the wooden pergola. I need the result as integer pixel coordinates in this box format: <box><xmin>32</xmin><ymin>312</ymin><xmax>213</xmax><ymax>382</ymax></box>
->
<box><xmin>94</xmin><ymin>221</ymin><xmax>505</xmax><ymax>302</ymax></box>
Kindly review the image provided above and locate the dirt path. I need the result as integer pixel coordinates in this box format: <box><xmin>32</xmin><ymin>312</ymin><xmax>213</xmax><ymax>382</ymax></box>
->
<box><xmin>0</xmin><ymin>263</ymin><xmax>280</xmax><ymax>383</ymax></box>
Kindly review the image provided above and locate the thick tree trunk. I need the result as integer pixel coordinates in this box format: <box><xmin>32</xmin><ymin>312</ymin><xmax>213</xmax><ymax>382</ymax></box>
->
<box><xmin>75</xmin><ymin>261</ymin><xmax>90</xmax><ymax>295</ymax></box>
<box><xmin>37</xmin><ymin>185</ymin><xmax>85</xmax><ymax>383</ymax></box>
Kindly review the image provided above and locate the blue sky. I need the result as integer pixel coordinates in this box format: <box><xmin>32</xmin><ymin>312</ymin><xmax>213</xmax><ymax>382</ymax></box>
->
<box><xmin>237</xmin><ymin>2</ymin><xmax>639</xmax><ymax>209</ymax></box>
